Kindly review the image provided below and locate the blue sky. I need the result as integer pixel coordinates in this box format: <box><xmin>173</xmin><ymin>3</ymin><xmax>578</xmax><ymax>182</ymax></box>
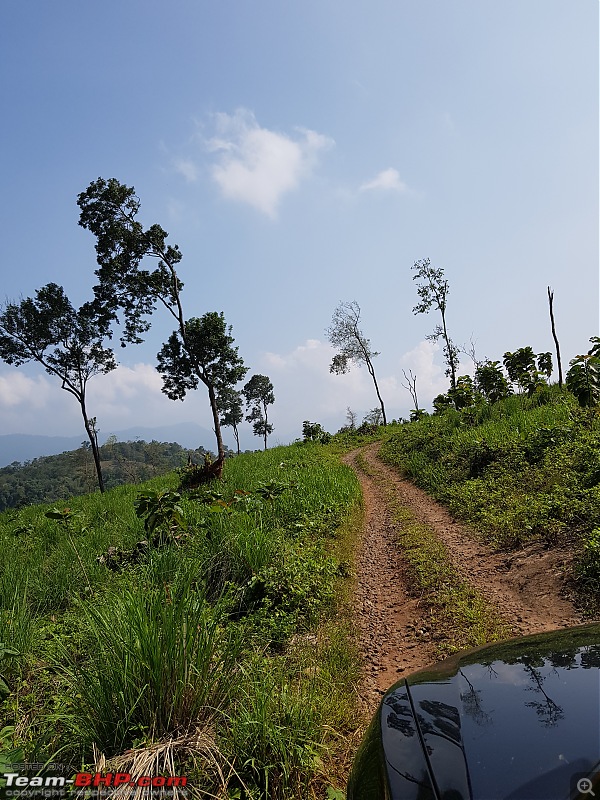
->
<box><xmin>0</xmin><ymin>0</ymin><xmax>598</xmax><ymax>451</ymax></box>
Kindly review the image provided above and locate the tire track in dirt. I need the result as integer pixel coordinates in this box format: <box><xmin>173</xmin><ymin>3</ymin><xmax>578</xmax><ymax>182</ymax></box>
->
<box><xmin>344</xmin><ymin>442</ymin><xmax>584</xmax><ymax>716</ymax></box>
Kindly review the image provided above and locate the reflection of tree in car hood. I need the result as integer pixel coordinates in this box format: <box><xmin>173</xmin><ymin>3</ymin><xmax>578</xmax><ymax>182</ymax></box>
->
<box><xmin>349</xmin><ymin>623</ymin><xmax>600</xmax><ymax>800</ymax></box>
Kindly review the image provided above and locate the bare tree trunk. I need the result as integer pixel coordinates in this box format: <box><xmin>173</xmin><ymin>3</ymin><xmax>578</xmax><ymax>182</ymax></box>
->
<box><xmin>547</xmin><ymin>287</ymin><xmax>563</xmax><ymax>388</ymax></box>
<box><xmin>80</xmin><ymin>403</ymin><xmax>104</xmax><ymax>493</ymax></box>
<box><xmin>441</xmin><ymin>307</ymin><xmax>457</xmax><ymax>392</ymax></box>
<box><xmin>207</xmin><ymin>383</ymin><xmax>225</xmax><ymax>462</ymax></box>
<box><xmin>263</xmin><ymin>402</ymin><xmax>269</xmax><ymax>450</ymax></box>
<box><xmin>365</xmin><ymin>357</ymin><xmax>387</xmax><ymax>425</ymax></box>
<box><xmin>401</xmin><ymin>369</ymin><xmax>419</xmax><ymax>409</ymax></box>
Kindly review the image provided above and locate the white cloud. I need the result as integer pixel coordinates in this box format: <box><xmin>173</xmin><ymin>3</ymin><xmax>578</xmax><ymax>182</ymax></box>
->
<box><xmin>0</xmin><ymin>364</ymin><xmax>214</xmax><ymax>438</ymax></box>
<box><xmin>206</xmin><ymin>109</ymin><xmax>334</xmax><ymax>218</ymax></box>
<box><xmin>0</xmin><ymin>372</ymin><xmax>51</xmax><ymax>409</ymax></box>
<box><xmin>360</xmin><ymin>167</ymin><xmax>408</xmax><ymax>193</ymax></box>
<box><xmin>173</xmin><ymin>158</ymin><xmax>199</xmax><ymax>182</ymax></box>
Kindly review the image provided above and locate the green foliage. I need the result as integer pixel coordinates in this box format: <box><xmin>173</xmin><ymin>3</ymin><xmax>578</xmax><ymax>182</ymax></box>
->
<box><xmin>302</xmin><ymin>421</ymin><xmax>331</xmax><ymax>443</ymax></box>
<box><xmin>244</xmin><ymin>374</ymin><xmax>275</xmax><ymax>449</ymax></box>
<box><xmin>475</xmin><ymin>360</ymin><xmax>512</xmax><ymax>402</ymax></box>
<box><xmin>380</xmin><ymin>387</ymin><xmax>600</xmax><ymax>562</ymax></box>
<box><xmin>133</xmin><ymin>489</ymin><xmax>186</xmax><ymax>536</ymax></box>
<box><xmin>503</xmin><ymin>347</ymin><xmax>552</xmax><ymax>396</ymax></box>
<box><xmin>575</xmin><ymin>528</ymin><xmax>600</xmax><ymax>596</ymax></box>
<box><xmin>59</xmin><ymin>579</ymin><xmax>242</xmax><ymax>755</ymax></box>
<box><xmin>77</xmin><ymin>177</ymin><xmax>183</xmax><ymax>347</ymax></box>
<box><xmin>0</xmin><ymin>441</ymin><xmax>362</xmax><ymax>796</ymax></box>
<box><xmin>157</xmin><ymin>313</ymin><xmax>247</xmax><ymax>402</ymax></box>
<box><xmin>0</xmin><ymin>283</ymin><xmax>116</xmax><ymax>492</ymax></box>
<box><xmin>78</xmin><ymin>178</ymin><xmax>245</xmax><ymax>461</ymax></box>
<box><xmin>566</xmin><ymin>337</ymin><xmax>600</xmax><ymax>409</ymax></box>
<box><xmin>0</xmin><ymin>439</ymin><xmax>209</xmax><ymax>511</ymax></box>
<box><xmin>0</xmin><ymin>726</ymin><xmax>24</xmax><ymax>779</ymax></box>
<box><xmin>0</xmin><ymin>642</ymin><xmax>19</xmax><ymax>697</ymax></box>
<box><xmin>218</xmin><ymin>386</ymin><xmax>244</xmax><ymax>453</ymax></box>
<box><xmin>447</xmin><ymin>375</ymin><xmax>475</xmax><ymax>410</ymax></box>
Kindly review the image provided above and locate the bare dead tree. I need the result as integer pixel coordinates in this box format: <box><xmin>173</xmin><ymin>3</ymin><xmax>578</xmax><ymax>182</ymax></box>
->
<box><xmin>459</xmin><ymin>335</ymin><xmax>484</xmax><ymax>369</ymax></box>
<box><xmin>547</xmin><ymin>287</ymin><xmax>563</xmax><ymax>387</ymax></box>
<box><xmin>400</xmin><ymin>369</ymin><xmax>419</xmax><ymax>410</ymax></box>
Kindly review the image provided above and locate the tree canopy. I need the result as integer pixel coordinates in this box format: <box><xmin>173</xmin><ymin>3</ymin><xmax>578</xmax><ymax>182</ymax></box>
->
<box><xmin>411</xmin><ymin>259</ymin><xmax>458</xmax><ymax>393</ymax></box>
<box><xmin>78</xmin><ymin>178</ymin><xmax>246</xmax><ymax>463</ymax></box>
<box><xmin>0</xmin><ymin>283</ymin><xmax>115</xmax><ymax>492</ymax></box>
<box><xmin>326</xmin><ymin>301</ymin><xmax>387</xmax><ymax>426</ymax></box>
<box><xmin>243</xmin><ymin>374</ymin><xmax>275</xmax><ymax>450</ymax></box>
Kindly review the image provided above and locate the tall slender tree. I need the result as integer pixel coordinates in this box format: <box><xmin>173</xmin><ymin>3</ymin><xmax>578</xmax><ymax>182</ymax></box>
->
<box><xmin>326</xmin><ymin>301</ymin><xmax>387</xmax><ymax>426</ymax></box>
<box><xmin>217</xmin><ymin>386</ymin><xmax>244</xmax><ymax>455</ymax></box>
<box><xmin>411</xmin><ymin>259</ymin><xmax>458</xmax><ymax>392</ymax></box>
<box><xmin>156</xmin><ymin>313</ymin><xmax>247</xmax><ymax>460</ymax></box>
<box><xmin>77</xmin><ymin>178</ymin><xmax>245</xmax><ymax>464</ymax></box>
<box><xmin>243</xmin><ymin>374</ymin><xmax>275</xmax><ymax>450</ymax></box>
<box><xmin>547</xmin><ymin>287</ymin><xmax>563</xmax><ymax>388</ymax></box>
<box><xmin>0</xmin><ymin>284</ymin><xmax>116</xmax><ymax>492</ymax></box>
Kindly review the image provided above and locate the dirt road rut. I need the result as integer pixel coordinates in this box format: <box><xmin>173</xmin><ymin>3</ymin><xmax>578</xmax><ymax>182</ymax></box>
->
<box><xmin>345</xmin><ymin>442</ymin><xmax>583</xmax><ymax>714</ymax></box>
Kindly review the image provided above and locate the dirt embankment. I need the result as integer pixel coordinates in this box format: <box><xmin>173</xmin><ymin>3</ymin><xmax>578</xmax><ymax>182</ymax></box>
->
<box><xmin>344</xmin><ymin>442</ymin><xmax>584</xmax><ymax>715</ymax></box>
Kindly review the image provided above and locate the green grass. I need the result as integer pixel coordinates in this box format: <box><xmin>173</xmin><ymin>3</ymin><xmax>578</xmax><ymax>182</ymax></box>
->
<box><xmin>379</xmin><ymin>388</ymin><xmax>600</xmax><ymax>612</ymax></box>
<box><xmin>0</xmin><ymin>441</ymin><xmax>362</xmax><ymax>799</ymax></box>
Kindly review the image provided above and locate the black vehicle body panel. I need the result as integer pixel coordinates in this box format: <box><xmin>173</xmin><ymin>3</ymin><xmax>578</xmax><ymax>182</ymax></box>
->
<box><xmin>348</xmin><ymin>624</ymin><xmax>600</xmax><ymax>800</ymax></box>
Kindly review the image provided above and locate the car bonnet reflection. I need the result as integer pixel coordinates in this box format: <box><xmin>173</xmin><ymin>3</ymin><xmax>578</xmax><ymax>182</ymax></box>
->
<box><xmin>382</xmin><ymin>644</ymin><xmax>600</xmax><ymax>800</ymax></box>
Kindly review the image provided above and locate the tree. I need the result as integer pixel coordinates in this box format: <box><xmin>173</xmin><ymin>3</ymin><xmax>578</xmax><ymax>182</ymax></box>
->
<box><xmin>77</xmin><ymin>178</ymin><xmax>245</xmax><ymax>464</ymax></box>
<box><xmin>302</xmin><ymin>421</ymin><xmax>328</xmax><ymax>442</ymax></box>
<box><xmin>217</xmin><ymin>386</ymin><xmax>244</xmax><ymax>455</ymax></box>
<box><xmin>243</xmin><ymin>374</ymin><xmax>274</xmax><ymax>450</ymax></box>
<box><xmin>0</xmin><ymin>284</ymin><xmax>116</xmax><ymax>492</ymax></box>
<box><xmin>547</xmin><ymin>287</ymin><xmax>563</xmax><ymax>388</ymax></box>
<box><xmin>503</xmin><ymin>347</ymin><xmax>552</xmax><ymax>396</ymax></box>
<box><xmin>447</xmin><ymin>375</ymin><xmax>475</xmax><ymax>410</ymax></box>
<box><xmin>411</xmin><ymin>259</ymin><xmax>458</xmax><ymax>392</ymax></box>
<box><xmin>326</xmin><ymin>301</ymin><xmax>387</xmax><ymax>426</ymax></box>
<box><xmin>566</xmin><ymin>337</ymin><xmax>600</xmax><ymax>408</ymax></box>
<box><xmin>475</xmin><ymin>360</ymin><xmax>512</xmax><ymax>403</ymax></box>
<box><xmin>345</xmin><ymin>407</ymin><xmax>357</xmax><ymax>430</ymax></box>
<box><xmin>156</xmin><ymin>313</ymin><xmax>247</xmax><ymax>461</ymax></box>
<box><xmin>400</xmin><ymin>368</ymin><xmax>420</xmax><ymax>415</ymax></box>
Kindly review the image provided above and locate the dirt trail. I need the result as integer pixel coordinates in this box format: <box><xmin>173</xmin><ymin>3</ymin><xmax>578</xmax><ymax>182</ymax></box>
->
<box><xmin>345</xmin><ymin>442</ymin><xmax>584</xmax><ymax>714</ymax></box>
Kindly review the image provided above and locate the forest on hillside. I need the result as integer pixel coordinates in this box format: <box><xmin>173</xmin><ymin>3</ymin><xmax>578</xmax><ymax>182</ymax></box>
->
<box><xmin>0</xmin><ymin>439</ymin><xmax>221</xmax><ymax>511</ymax></box>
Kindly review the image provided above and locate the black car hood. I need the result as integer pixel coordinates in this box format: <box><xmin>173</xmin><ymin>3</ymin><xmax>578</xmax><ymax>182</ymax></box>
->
<box><xmin>379</xmin><ymin>625</ymin><xmax>600</xmax><ymax>800</ymax></box>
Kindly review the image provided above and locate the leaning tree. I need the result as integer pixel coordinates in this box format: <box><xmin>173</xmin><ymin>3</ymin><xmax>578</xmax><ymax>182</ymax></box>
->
<box><xmin>411</xmin><ymin>259</ymin><xmax>459</xmax><ymax>393</ymax></box>
<box><xmin>157</xmin><ymin>312</ymin><xmax>247</xmax><ymax>460</ymax></box>
<box><xmin>326</xmin><ymin>301</ymin><xmax>387</xmax><ymax>426</ymax></box>
<box><xmin>77</xmin><ymin>177</ymin><xmax>245</xmax><ymax>466</ymax></box>
<box><xmin>0</xmin><ymin>284</ymin><xmax>116</xmax><ymax>492</ymax></box>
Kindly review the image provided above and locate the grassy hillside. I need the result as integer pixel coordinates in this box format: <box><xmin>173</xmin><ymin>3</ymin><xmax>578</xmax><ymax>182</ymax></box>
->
<box><xmin>380</xmin><ymin>386</ymin><xmax>600</xmax><ymax>610</ymax></box>
<box><xmin>0</xmin><ymin>442</ymin><xmax>362</xmax><ymax>799</ymax></box>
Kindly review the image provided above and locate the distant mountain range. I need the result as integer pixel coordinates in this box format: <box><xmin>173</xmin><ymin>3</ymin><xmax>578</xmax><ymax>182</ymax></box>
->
<box><xmin>0</xmin><ymin>422</ymin><xmax>215</xmax><ymax>467</ymax></box>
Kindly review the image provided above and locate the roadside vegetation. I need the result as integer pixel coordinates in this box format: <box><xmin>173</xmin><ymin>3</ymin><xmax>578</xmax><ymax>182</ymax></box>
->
<box><xmin>0</xmin><ymin>441</ymin><xmax>362</xmax><ymax>799</ymax></box>
<box><xmin>380</xmin><ymin>385</ymin><xmax>600</xmax><ymax>613</ymax></box>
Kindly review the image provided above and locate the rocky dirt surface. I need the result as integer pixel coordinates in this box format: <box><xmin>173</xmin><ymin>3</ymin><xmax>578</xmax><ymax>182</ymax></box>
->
<box><xmin>344</xmin><ymin>442</ymin><xmax>585</xmax><ymax>716</ymax></box>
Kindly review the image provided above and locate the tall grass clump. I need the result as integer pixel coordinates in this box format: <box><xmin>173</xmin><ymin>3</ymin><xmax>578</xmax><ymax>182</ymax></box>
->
<box><xmin>59</xmin><ymin>571</ymin><xmax>242</xmax><ymax>757</ymax></box>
